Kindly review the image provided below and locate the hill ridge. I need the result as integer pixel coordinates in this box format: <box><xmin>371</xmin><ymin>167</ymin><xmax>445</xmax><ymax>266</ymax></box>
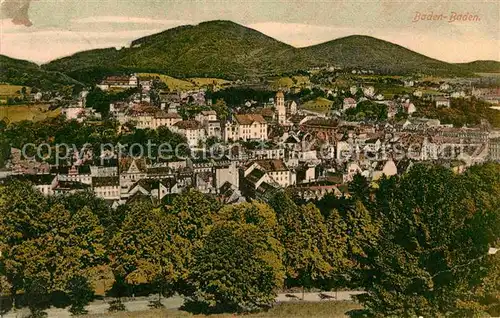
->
<box><xmin>4</xmin><ymin>20</ymin><xmax>499</xmax><ymax>83</ymax></box>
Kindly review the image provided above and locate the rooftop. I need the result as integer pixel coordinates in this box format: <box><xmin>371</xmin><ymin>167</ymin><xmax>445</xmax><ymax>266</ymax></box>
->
<box><xmin>234</xmin><ymin>114</ymin><xmax>267</xmax><ymax>125</ymax></box>
<box><xmin>255</xmin><ymin>159</ymin><xmax>288</xmax><ymax>172</ymax></box>
<box><xmin>92</xmin><ymin>176</ymin><xmax>120</xmax><ymax>187</ymax></box>
<box><xmin>174</xmin><ymin>120</ymin><xmax>203</xmax><ymax>130</ymax></box>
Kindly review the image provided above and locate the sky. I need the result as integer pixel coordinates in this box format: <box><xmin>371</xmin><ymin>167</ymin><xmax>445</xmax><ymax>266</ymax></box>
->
<box><xmin>1</xmin><ymin>0</ymin><xmax>499</xmax><ymax>64</ymax></box>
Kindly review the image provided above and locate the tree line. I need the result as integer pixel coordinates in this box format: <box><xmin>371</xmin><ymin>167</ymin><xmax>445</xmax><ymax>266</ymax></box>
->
<box><xmin>0</xmin><ymin>116</ymin><xmax>189</xmax><ymax>168</ymax></box>
<box><xmin>414</xmin><ymin>97</ymin><xmax>500</xmax><ymax>128</ymax></box>
<box><xmin>0</xmin><ymin>163</ymin><xmax>499</xmax><ymax>317</ymax></box>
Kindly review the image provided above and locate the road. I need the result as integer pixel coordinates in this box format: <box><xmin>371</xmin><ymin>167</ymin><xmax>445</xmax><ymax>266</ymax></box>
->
<box><xmin>2</xmin><ymin>291</ymin><xmax>365</xmax><ymax>318</ymax></box>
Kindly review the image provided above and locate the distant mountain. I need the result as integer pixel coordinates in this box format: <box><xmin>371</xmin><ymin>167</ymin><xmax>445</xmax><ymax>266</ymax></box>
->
<box><xmin>40</xmin><ymin>20</ymin><xmax>490</xmax><ymax>82</ymax></box>
<box><xmin>299</xmin><ymin>35</ymin><xmax>468</xmax><ymax>76</ymax></box>
<box><xmin>454</xmin><ymin>60</ymin><xmax>500</xmax><ymax>73</ymax></box>
<box><xmin>43</xmin><ymin>21</ymin><xmax>309</xmax><ymax>82</ymax></box>
<box><xmin>0</xmin><ymin>55</ymin><xmax>83</xmax><ymax>90</ymax></box>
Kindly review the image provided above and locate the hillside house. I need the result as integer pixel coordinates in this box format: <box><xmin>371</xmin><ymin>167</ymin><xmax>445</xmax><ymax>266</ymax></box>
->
<box><xmin>224</xmin><ymin>114</ymin><xmax>268</xmax><ymax>142</ymax></box>
<box><xmin>172</xmin><ymin>120</ymin><xmax>206</xmax><ymax>147</ymax></box>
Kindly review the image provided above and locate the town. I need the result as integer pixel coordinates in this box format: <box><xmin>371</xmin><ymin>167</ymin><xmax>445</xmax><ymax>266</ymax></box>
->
<box><xmin>1</xmin><ymin>70</ymin><xmax>499</xmax><ymax>207</ymax></box>
<box><xmin>0</xmin><ymin>12</ymin><xmax>499</xmax><ymax>318</ymax></box>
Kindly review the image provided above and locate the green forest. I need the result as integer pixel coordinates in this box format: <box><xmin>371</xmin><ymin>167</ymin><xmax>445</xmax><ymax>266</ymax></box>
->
<box><xmin>0</xmin><ymin>163</ymin><xmax>499</xmax><ymax>317</ymax></box>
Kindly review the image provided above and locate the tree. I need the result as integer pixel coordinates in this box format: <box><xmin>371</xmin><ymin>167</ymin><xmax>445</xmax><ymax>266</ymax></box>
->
<box><xmin>184</xmin><ymin>221</ymin><xmax>284</xmax><ymax>314</ymax></box>
<box><xmin>110</xmin><ymin>201</ymin><xmax>179</xmax><ymax>302</ymax></box>
<box><xmin>322</xmin><ymin>208</ymin><xmax>351</xmax><ymax>289</ymax></box>
<box><xmin>49</xmin><ymin>191</ymin><xmax>119</xmax><ymax>241</ymax></box>
<box><xmin>166</xmin><ymin>189</ymin><xmax>220</xmax><ymax>242</ymax></box>
<box><xmin>183</xmin><ymin>202</ymin><xmax>284</xmax><ymax>314</ymax></box>
<box><xmin>268</xmin><ymin>192</ymin><xmax>331</xmax><ymax>291</ymax></box>
<box><xmin>348</xmin><ymin>173</ymin><xmax>371</xmax><ymax>206</ymax></box>
<box><xmin>66</xmin><ymin>275</ymin><xmax>94</xmax><ymax>315</ymax></box>
<box><xmin>355</xmin><ymin>164</ymin><xmax>500</xmax><ymax>317</ymax></box>
<box><xmin>24</xmin><ymin>276</ymin><xmax>50</xmax><ymax>318</ymax></box>
<box><xmin>85</xmin><ymin>88</ymin><xmax>111</xmax><ymax>116</ymax></box>
<box><xmin>1</xmin><ymin>183</ymin><xmax>105</xmax><ymax>308</ymax></box>
<box><xmin>0</xmin><ymin>181</ymin><xmax>47</xmax><ymax>295</ymax></box>
<box><xmin>212</xmin><ymin>98</ymin><xmax>229</xmax><ymax>121</ymax></box>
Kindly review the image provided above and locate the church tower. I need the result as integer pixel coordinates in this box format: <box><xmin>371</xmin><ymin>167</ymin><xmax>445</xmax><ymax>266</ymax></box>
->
<box><xmin>276</xmin><ymin>90</ymin><xmax>286</xmax><ymax>125</ymax></box>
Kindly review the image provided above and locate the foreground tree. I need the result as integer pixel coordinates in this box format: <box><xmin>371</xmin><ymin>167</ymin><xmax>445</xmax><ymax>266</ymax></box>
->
<box><xmin>66</xmin><ymin>275</ymin><xmax>94</xmax><ymax>315</ymax></box>
<box><xmin>110</xmin><ymin>201</ymin><xmax>179</xmax><ymax>302</ymax></box>
<box><xmin>184</xmin><ymin>202</ymin><xmax>284</xmax><ymax>314</ymax></box>
<box><xmin>355</xmin><ymin>164</ymin><xmax>500</xmax><ymax>317</ymax></box>
<box><xmin>164</xmin><ymin>190</ymin><xmax>222</xmax><ymax>291</ymax></box>
<box><xmin>184</xmin><ymin>221</ymin><xmax>284</xmax><ymax>314</ymax></box>
<box><xmin>269</xmin><ymin>192</ymin><xmax>331</xmax><ymax>291</ymax></box>
<box><xmin>0</xmin><ymin>182</ymin><xmax>105</xmax><ymax>311</ymax></box>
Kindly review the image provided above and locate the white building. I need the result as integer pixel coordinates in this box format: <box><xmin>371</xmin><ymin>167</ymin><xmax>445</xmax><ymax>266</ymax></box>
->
<box><xmin>93</xmin><ymin>176</ymin><xmax>120</xmax><ymax>201</ymax></box>
<box><xmin>62</xmin><ymin>106</ymin><xmax>101</xmax><ymax>122</ymax></box>
<box><xmin>343</xmin><ymin>98</ymin><xmax>357</xmax><ymax>111</ymax></box>
<box><xmin>362</xmin><ymin>86</ymin><xmax>375</xmax><ymax>98</ymax></box>
<box><xmin>276</xmin><ymin>91</ymin><xmax>286</xmax><ymax>125</ymax></box>
<box><xmin>125</xmin><ymin>111</ymin><xmax>182</xmax><ymax>130</ymax></box>
<box><xmin>195</xmin><ymin>110</ymin><xmax>217</xmax><ymax>125</ymax></box>
<box><xmin>172</xmin><ymin>120</ymin><xmax>206</xmax><ymax>147</ymax></box>
<box><xmin>435</xmin><ymin>96</ymin><xmax>451</xmax><ymax>108</ymax></box>
<box><xmin>224</xmin><ymin>114</ymin><xmax>268</xmax><ymax>142</ymax></box>
<box><xmin>97</xmin><ymin>75</ymin><xmax>138</xmax><ymax>91</ymax></box>
<box><xmin>244</xmin><ymin>159</ymin><xmax>296</xmax><ymax>188</ymax></box>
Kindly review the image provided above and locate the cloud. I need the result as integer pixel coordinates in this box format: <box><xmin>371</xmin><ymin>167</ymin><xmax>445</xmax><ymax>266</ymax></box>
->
<box><xmin>0</xmin><ymin>0</ymin><xmax>35</xmax><ymax>26</ymax></box>
<box><xmin>0</xmin><ymin>19</ymin><xmax>497</xmax><ymax>64</ymax></box>
<box><xmin>72</xmin><ymin>16</ymin><xmax>190</xmax><ymax>26</ymax></box>
<box><xmin>0</xmin><ymin>24</ymin><xmax>167</xmax><ymax>63</ymax></box>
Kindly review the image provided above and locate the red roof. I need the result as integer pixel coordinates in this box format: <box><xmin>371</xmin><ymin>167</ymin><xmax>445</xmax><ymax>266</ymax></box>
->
<box><xmin>234</xmin><ymin>114</ymin><xmax>267</xmax><ymax>125</ymax></box>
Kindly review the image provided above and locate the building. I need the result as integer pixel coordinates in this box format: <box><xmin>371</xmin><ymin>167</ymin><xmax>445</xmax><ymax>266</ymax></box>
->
<box><xmin>343</xmin><ymin>98</ymin><xmax>357</xmax><ymax>111</ymax></box>
<box><xmin>286</xmin><ymin>100</ymin><xmax>298</xmax><ymax>115</ymax></box>
<box><xmin>138</xmin><ymin>76</ymin><xmax>154</xmax><ymax>91</ymax></box>
<box><xmin>8</xmin><ymin>174</ymin><xmax>58</xmax><ymax>196</ymax></box>
<box><xmin>153</xmin><ymin>112</ymin><xmax>182</xmax><ymax>129</ymax></box>
<box><xmin>206</xmin><ymin>121</ymin><xmax>222</xmax><ymax>139</ymax></box>
<box><xmin>172</xmin><ymin>120</ymin><xmax>206</xmax><ymax>147</ymax></box>
<box><xmin>435</xmin><ymin>96</ymin><xmax>451</xmax><ymax>108</ymax></box>
<box><xmin>52</xmin><ymin>165</ymin><xmax>92</xmax><ymax>185</ymax></box>
<box><xmin>123</xmin><ymin>110</ymin><xmax>182</xmax><ymax>130</ymax></box>
<box><xmin>402</xmin><ymin>100</ymin><xmax>417</xmax><ymax>114</ymax></box>
<box><xmin>224</xmin><ymin>114</ymin><xmax>268</xmax><ymax>142</ymax></box>
<box><xmin>276</xmin><ymin>91</ymin><xmax>286</xmax><ymax>125</ymax></box>
<box><xmin>195</xmin><ymin>110</ymin><xmax>217</xmax><ymax>125</ymax></box>
<box><xmin>93</xmin><ymin>176</ymin><xmax>120</xmax><ymax>200</ymax></box>
<box><xmin>62</xmin><ymin>106</ymin><xmax>101</xmax><ymax>122</ymax></box>
<box><xmin>489</xmin><ymin>137</ymin><xmax>500</xmax><ymax>161</ymax></box>
<box><xmin>244</xmin><ymin>159</ymin><xmax>296</xmax><ymax>189</ymax></box>
<box><xmin>97</xmin><ymin>75</ymin><xmax>138</xmax><ymax>91</ymax></box>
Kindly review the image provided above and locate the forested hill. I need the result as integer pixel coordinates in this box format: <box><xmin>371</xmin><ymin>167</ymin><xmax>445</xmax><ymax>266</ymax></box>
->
<box><xmin>40</xmin><ymin>20</ymin><xmax>483</xmax><ymax>82</ymax></box>
<box><xmin>0</xmin><ymin>55</ymin><xmax>83</xmax><ymax>90</ymax></box>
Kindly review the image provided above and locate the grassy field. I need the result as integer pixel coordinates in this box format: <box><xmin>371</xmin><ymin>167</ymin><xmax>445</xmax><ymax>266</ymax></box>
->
<box><xmin>0</xmin><ymin>104</ymin><xmax>60</xmax><ymax>123</ymax></box>
<box><xmin>301</xmin><ymin>97</ymin><xmax>333</xmax><ymax>114</ymax></box>
<box><xmin>269</xmin><ymin>76</ymin><xmax>310</xmax><ymax>89</ymax></box>
<box><xmin>82</xmin><ymin>301</ymin><xmax>362</xmax><ymax>318</ymax></box>
<box><xmin>189</xmin><ymin>77</ymin><xmax>231</xmax><ymax>87</ymax></box>
<box><xmin>477</xmin><ymin>72</ymin><xmax>500</xmax><ymax>77</ymax></box>
<box><xmin>138</xmin><ymin>73</ymin><xmax>196</xmax><ymax>91</ymax></box>
<box><xmin>0</xmin><ymin>84</ymin><xmax>30</xmax><ymax>102</ymax></box>
<box><xmin>139</xmin><ymin>73</ymin><xmax>231</xmax><ymax>91</ymax></box>
<box><xmin>373</xmin><ymin>84</ymin><xmax>414</xmax><ymax>99</ymax></box>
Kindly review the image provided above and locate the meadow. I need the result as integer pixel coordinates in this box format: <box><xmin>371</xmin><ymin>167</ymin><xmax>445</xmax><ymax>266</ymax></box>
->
<box><xmin>0</xmin><ymin>104</ymin><xmax>60</xmax><ymax>123</ymax></box>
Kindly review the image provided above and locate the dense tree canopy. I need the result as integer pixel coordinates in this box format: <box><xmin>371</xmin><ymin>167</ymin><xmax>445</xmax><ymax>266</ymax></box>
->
<box><xmin>355</xmin><ymin>164</ymin><xmax>500</xmax><ymax>317</ymax></box>
<box><xmin>184</xmin><ymin>202</ymin><xmax>285</xmax><ymax>313</ymax></box>
<box><xmin>414</xmin><ymin>97</ymin><xmax>500</xmax><ymax>128</ymax></box>
<box><xmin>0</xmin><ymin>163</ymin><xmax>499</xmax><ymax>316</ymax></box>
